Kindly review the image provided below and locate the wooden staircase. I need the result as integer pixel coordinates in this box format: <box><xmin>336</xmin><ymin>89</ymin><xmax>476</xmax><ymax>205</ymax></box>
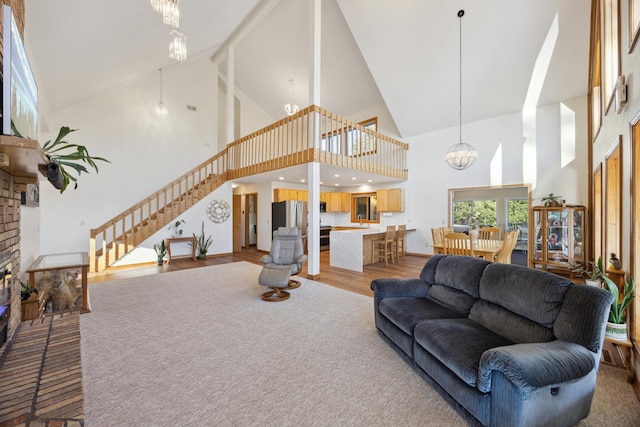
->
<box><xmin>90</xmin><ymin>151</ymin><xmax>228</xmax><ymax>272</ymax></box>
<box><xmin>89</xmin><ymin>105</ymin><xmax>408</xmax><ymax>272</ymax></box>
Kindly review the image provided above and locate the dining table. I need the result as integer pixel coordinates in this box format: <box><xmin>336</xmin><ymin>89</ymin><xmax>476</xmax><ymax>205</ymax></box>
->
<box><xmin>433</xmin><ymin>238</ymin><xmax>503</xmax><ymax>260</ymax></box>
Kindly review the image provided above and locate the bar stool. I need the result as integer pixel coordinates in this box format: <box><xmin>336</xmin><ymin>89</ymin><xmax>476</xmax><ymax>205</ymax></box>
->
<box><xmin>395</xmin><ymin>224</ymin><xmax>407</xmax><ymax>261</ymax></box>
<box><xmin>373</xmin><ymin>225</ymin><xmax>396</xmax><ymax>266</ymax></box>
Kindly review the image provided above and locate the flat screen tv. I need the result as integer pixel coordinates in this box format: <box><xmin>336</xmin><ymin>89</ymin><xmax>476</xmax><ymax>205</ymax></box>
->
<box><xmin>2</xmin><ymin>4</ymin><xmax>37</xmax><ymax>140</ymax></box>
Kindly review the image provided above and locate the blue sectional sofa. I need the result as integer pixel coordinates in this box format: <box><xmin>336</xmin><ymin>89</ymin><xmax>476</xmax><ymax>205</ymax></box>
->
<box><xmin>371</xmin><ymin>255</ymin><xmax>613</xmax><ymax>427</ymax></box>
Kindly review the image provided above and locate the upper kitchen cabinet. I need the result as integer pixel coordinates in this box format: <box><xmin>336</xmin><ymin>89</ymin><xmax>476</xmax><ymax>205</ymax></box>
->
<box><xmin>377</xmin><ymin>188</ymin><xmax>404</xmax><ymax>212</ymax></box>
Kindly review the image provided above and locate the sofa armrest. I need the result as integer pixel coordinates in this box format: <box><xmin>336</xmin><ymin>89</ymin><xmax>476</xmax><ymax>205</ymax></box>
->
<box><xmin>477</xmin><ymin>340</ymin><xmax>595</xmax><ymax>393</ymax></box>
<box><xmin>370</xmin><ymin>278</ymin><xmax>430</xmax><ymax>299</ymax></box>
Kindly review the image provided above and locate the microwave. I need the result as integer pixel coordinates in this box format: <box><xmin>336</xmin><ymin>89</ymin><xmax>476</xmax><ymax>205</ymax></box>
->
<box><xmin>319</xmin><ymin>201</ymin><xmax>326</xmax><ymax>212</ymax></box>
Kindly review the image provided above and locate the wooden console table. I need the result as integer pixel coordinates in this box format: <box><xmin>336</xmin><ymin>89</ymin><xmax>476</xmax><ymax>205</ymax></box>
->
<box><xmin>166</xmin><ymin>236</ymin><xmax>197</xmax><ymax>263</ymax></box>
<box><xmin>26</xmin><ymin>252</ymin><xmax>90</xmax><ymax>313</ymax></box>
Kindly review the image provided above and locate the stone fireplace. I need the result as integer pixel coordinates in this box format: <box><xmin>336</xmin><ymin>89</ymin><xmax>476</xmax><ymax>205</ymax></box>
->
<box><xmin>0</xmin><ymin>169</ymin><xmax>23</xmax><ymax>353</ymax></box>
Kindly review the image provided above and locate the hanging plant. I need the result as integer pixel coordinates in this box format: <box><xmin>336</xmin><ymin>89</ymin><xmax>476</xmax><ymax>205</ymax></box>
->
<box><xmin>41</xmin><ymin>127</ymin><xmax>110</xmax><ymax>193</ymax></box>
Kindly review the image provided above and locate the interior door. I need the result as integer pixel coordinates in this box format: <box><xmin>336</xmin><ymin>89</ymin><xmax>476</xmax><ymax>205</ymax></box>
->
<box><xmin>233</xmin><ymin>194</ymin><xmax>242</xmax><ymax>252</ymax></box>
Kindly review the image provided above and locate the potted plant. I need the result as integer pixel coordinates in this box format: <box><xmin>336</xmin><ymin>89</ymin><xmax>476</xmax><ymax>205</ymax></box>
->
<box><xmin>191</xmin><ymin>221</ymin><xmax>213</xmax><ymax>260</ymax></box>
<box><xmin>571</xmin><ymin>256</ymin><xmax>605</xmax><ymax>287</ymax></box>
<box><xmin>40</xmin><ymin>126</ymin><xmax>110</xmax><ymax>193</ymax></box>
<box><xmin>541</xmin><ymin>193</ymin><xmax>562</xmax><ymax>207</ymax></box>
<box><xmin>467</xmin><ymin>215</ymin><xmax>479</xmax><ymax>241</ymax></box>
<box><xmin>154</xmin><ymin>240</ymin><xmax>167</xmax><ymax>265</ymax></box>
<box><xmin>20</xmin><ymin>281</ymin><xmax>39</xmax><ymax>301</ymax></box>
<box><xmin>603</xmin><ymin>275</ymin><xmax>635</xmax><ymax>341</ymax></box>
<box><xmin>168</xmin><ymin>220</ymin><xmax>186</xmax><ymax>237</ymax></box>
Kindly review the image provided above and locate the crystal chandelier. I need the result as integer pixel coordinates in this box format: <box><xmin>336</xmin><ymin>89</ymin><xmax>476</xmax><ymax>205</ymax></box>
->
<box><xmin>163</xmin><ymin>0</ymin><xmax>180</xmax><ymax>29</ymax></box>
<box><xmin>150</xmin><ymin>0</ymin><xmax>166</xmax><ymax>14</ymax></box>
<box><xmin>445</xmin><ymin>10</ymin><xmax>477</xmax><ymax>171</ymax></box>
<box><xmin>169</xmin><ymin>29</ymin><xmax>187</xmax><ymax>62</ymax></box>
<box><xmin>284</xmin><ymin>79</ymin><xmax>299</xmax><ymax>116</ymax></box>
<box><xmin>154</xmin><ymin>68</ymin><xmax>168</xmax><ymax>119</ymax></box>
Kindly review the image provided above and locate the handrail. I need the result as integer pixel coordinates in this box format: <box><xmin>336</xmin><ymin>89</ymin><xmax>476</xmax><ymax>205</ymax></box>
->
<box><xmin>89</xmin><ymin>105</ymin><xmax>407</xmax><ymax>272</ymax></box>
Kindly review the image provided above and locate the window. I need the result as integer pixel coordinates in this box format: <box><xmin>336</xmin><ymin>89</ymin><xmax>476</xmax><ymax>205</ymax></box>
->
<box><xmin>602</xmin><ymin>0</ymin><xmax>620</xmax><ymax>112</ymax></box>
<box><xmin>452</xmin><ymin>200</ymin><xmax>497</xmax><ymax>231</ymax></box>
<box><xmin>605</xmin><ymin>138</ymin><xmax>622</xmax><ymax>261</ymax></box>
<box><xmin>507</xmin><ymin>199</ymin><xmax>529</xmax><ymax>229</ymax></box>
<box><xmin>351</xmin><ymin>192</ymin><xmax>379</xmax><ymax>223</ymax></box>
<box><xmin>449</xmin><ymin>186</ymin><xmax>530</xmax><ymax>234</ymax></box>
<box><xmin>348</xmin><ymin>118</ymin><xmax>377</xmax><ymax>157</ymax></box>
<box><xmin>320</xmin><ymin>117</ymin><xmax>377</xmax><ymax>156</ymax></box>
<box><xmin>590</xmin><ymin>0</ymin><xmax>602</xmax><ymax>139</ymax></box>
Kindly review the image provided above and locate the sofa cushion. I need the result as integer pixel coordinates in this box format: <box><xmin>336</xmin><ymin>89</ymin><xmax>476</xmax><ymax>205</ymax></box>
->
<box><xmin>420</xmin><ymin>255</ymin><xmax>490</xmax><ymax>315</ymax></box>
<box><xmin>379</xmin><ymin>297</ymin><xmax>463</xmax><ymax>336</ymax></box>
<box><xmin>414</xmin><ymin>318</ymin><xmax>513</xmax><ymax>387</ymax></box>
<box><xmin>478</xmin><ymin>263</ymin><xmax>570</xmax><ymax>330</ymax></box>
<box><xmin>469</xmin><ymin>300</ymin><xmax>555</xmax><ymax>344</ymax></box>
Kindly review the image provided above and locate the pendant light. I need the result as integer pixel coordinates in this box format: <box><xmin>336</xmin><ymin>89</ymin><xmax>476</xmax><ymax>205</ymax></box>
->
<box><xmin>150</xmin><ymin>0</ymin><xmax>166</xmax><ymax>14</ymax></box>
<box><xmin>284</xmin><ymin>79</ymin><xmax>299</xmax><ymax>116</ymax></box>
<box><xmin>163</xmin><ymin>0</ymin><xmax>180</xmax><ymax>29</ymax></box>
<box><xmin>445</xmin><ymin>10</ymin><xmax>477</xmax><ymax>170</ymax></box>
<box><xmin>169</xmin><ymin>29</ymin><xmax>187</xmax><ymax>62</ymax></box>
<box><xmin>154</xmin><ymin>68</ymin><xmax>168</xmax><ymax>119</ymax></box>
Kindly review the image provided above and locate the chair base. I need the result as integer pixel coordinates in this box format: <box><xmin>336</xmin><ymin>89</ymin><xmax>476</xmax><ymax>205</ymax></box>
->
<box><xmin>285</xmin><ymin>279</ymin><xmax>301</xmax><ymax>289</ymax></box>
<box><xmin>261</xmin><ymin>287</ymin><xmax>291</xmax><ymax>302</ymax></box>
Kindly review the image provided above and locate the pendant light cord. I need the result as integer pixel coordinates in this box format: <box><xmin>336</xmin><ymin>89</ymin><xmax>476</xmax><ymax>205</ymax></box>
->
<box><xmin>159</xmin><ymin>68</ymin><xmax>164</xmax><ymax>102</ymax></box>
<box><xmin>458</xmin><ymin>10</ymin><xmax>464</xmax><ymax>145</ymax></box>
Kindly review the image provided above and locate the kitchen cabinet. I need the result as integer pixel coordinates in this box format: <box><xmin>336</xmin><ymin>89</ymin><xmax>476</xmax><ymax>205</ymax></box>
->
<box><xmin>377</xmin><ymin>188</ymin><xmax>404</xmax><ymax>212</ymax></box>
<box><xmin>529</xmin><ymin>205</ymin><xmax>585</xmax><ymax>273</ymax></box>
<box><xmin>274</xmin><ymin>188</ymin><xmax>307</xmax><ymax>202</ymax></box>
<box><xmin>326</xmin><ymin>192</ymin><xmax>350</xmax><ymax>212</ymax></box>
<box><xmin>274</xmin><ymin>188</ymin><xmax>348</xmax><ymax>211</ymax></box>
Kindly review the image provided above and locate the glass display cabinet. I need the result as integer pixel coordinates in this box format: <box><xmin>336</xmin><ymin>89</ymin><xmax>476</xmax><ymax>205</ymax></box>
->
<box><xmin>529</xmin><ymin>205</ymin><xmax>586</xmax><ymax>273</ymax></box>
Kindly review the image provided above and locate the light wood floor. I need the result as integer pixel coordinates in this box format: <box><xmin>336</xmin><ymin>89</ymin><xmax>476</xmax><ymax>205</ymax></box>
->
<box><xmin>88</xmin><ymin>248</ymin><xmax>431</xmax><ymax>297</ymax></box>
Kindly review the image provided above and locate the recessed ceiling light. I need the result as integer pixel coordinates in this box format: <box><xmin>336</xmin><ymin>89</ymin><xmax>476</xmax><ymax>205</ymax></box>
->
<box><xmin>367</xmin><ymin>179</ymin><xmax>373</xmax><ymax>183</ymax></box>
<box><xmin>300</xmin><ymin>179</ymin><xmax>306</xmax><ymax>182</ymax></box>
<box><xmin>352</xmin><ymin>177</ymin><xmax>357</xmax><ymax>180</ymax></box>
<box><xmin>334</xmin><ymin>174</ymin><xmax>340</xmax><ymax>177</ymax></box>
<box><xmin>279</xmin><ymin>177</ymin><xmax>284</xmax><ymax>180</ymax></box>
<box><xmin>335</xmin><ymin>184</ymin><xmax>339</xmax><ymax>186</ymax></box>
<box><xmin>320</xmin><ymin>182</ymin><xmax>323</xmax><ymax>185</ymax></box>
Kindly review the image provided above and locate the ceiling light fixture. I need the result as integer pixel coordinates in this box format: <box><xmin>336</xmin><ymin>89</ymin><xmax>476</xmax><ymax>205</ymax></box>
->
<box><xmin>150</xmin><ymin>0</ymin><xmax>167</xmax><ymax>14</ymax></box>
<box><xmin>162</xmin><ymin>0</ymin><xmax>179</xmax><ymax>29</ymax></box>
<box><xmin>169</xmin><ymin>29</ymin><xmax>187</xmax><ymax>62</ymax></box>
<box><xmin>445</xmin><ymin>10</ymin><xmax>477</xmax><ymax>171</ymax></box>
<box><xmin>284</xmin><ymin>79</ymin><xmax>299</xmax><ymax>116</ymax></box>
<box><xmin>154</xmin><ymin>68</ymin><xmax>168</xmax><ymax>119</ymax></box>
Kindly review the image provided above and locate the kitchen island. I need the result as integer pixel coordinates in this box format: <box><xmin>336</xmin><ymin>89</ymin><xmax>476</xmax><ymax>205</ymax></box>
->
<box><xmin>329</xmin><ymin>227</ymin><xmax>414</xmax><ymax>272</ymax></box>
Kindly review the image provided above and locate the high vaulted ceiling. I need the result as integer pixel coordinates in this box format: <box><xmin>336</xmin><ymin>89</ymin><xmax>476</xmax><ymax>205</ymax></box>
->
<box><xmin>24</xmin><ymin>0</ymin><xmax>590</xmax><ymax>140</ymax></box>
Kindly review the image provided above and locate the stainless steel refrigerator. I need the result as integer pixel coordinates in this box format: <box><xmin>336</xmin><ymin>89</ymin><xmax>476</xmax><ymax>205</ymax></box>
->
<box><xmin>271</xmin><ymin>201</ymin><xmax>308</xmax><ymax>247</ymax></box>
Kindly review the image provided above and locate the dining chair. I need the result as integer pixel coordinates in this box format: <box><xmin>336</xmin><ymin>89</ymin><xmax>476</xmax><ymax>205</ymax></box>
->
<box><xmin>478</xmin><ymin>227</ymin><xmax>501</xmax><ymax>241</ymax></box>
<box><xmin>494</xmin><ymin>229</ymin><xmax>520</xmax><ymax>264</ymax></box>
<box><xmin>431</xmin><ymin>227</ymin><xmax>444</xmax><ymax>246</ymax></box>
<box><xmin>373</xmin><ymin>225</ymin><xmax>396</xmax><ymax>266</ymax></box>
<box><xmin>395</xmin><ymin>224</ymin><xmax>407</xmax><ymax>261</ymax></box>
<box><xmin>443</xmin><ymin>232</ymin><xmax>474</xmax><ymax>257</ymax></box>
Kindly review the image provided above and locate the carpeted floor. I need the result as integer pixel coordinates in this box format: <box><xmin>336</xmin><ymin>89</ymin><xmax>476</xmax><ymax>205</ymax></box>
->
<box><xmin>80</xmin><ymin>262</ymin><xmax>640</xmax><ymax>426</ymax></box>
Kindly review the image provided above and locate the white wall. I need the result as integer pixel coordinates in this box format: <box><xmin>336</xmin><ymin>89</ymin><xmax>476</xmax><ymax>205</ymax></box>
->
<box><xmin>404</xmin><ymin>97</ymin><xmax>588</xmax><ymax>255</ymax></box>
<box><xmin>115</xmin><ymin>182</ymin><xmax>234</xmax><ymax>266</ymax></box>
<box><xmin>36</xmin><ymin>59</ymin><xmax>223</xmax><ymax>258</ymax></box>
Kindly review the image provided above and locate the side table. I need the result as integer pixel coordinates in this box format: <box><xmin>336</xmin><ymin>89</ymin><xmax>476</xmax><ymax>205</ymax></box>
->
<box><xmin>166</xmin><ymin>236</ymin><xmax>197</xmax><ymax>263</ymax></box>
<box><xmin>26</xmin><ymin>252</ymin><xmax>90</xmax><ymax>313</ymax></box>
<box><xmin>604</xmin><ymin>336</ymin><xmax>634</xmax><ymax>383</ymax></box>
